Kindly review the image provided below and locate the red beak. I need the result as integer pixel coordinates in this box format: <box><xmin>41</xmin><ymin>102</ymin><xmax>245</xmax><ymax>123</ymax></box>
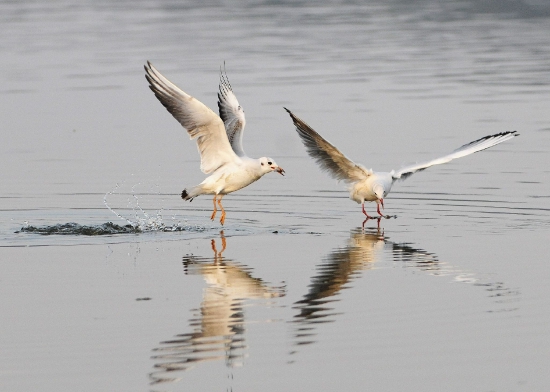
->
<box><xmin>380</xmin><ymin>198</ymin><xmax>384</xmax><ymax>209</ymax></box>
<box><xmin>275</xmin><ymin>167</ymin><xmax>285</xmax><ymax>176</ymax></box>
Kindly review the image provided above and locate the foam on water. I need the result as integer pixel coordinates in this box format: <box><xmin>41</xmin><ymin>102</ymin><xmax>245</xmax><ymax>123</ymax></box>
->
<box><xmin>16</xmin><ymin>221</ymin><xmax>202</xmax><ymax>236</ymax></box>
<box><xmin>18</xmin><ymin>222</ymin><xmax>140</xmax><ymax>235</ymax></box>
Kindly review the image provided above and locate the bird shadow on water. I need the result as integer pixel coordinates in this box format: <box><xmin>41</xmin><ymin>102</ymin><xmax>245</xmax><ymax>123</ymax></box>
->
<box><xmin>149</xmin><ymin>231</ymin><xmax>285</xmax><ymax>387</ymax></box>
<box><xmin>289</xmin><ymin>225</ymin><xmax>520</xmax><ymax>357</ymax></box>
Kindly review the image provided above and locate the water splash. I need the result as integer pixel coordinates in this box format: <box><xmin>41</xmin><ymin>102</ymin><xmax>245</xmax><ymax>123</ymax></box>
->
<box><xmin>17</xmin><ymin>181</ymin><xmax>208</xmax><ymax>236</ymax></box>
<box><xmin>103</xmin><ymin>180</ymin><xmax>193</xmax><ymax>233</ymax></box>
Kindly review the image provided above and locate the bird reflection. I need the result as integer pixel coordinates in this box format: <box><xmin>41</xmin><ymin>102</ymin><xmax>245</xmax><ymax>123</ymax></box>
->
<box><xmin>292</xmin><ymin>227</ymin><xmax>406</xmax><ymax>347</ymax></box>
<box><xmin>150</xmin><ymin>231</ymin><xmax>285</xmax><ymax>385</ymax></box>
<box><xmin>291</xmin><ymin>227</ymin><xmax>518</xmax><ymax>349</ymax></box>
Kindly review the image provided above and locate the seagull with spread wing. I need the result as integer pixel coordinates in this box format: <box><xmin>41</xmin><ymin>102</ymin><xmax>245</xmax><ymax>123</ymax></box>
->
<box><xmin>144</xmin><ymin>61</ymin><xmax>284</xmax><ymax>225</ymax></box>
<box><xmin>285</xmin><ymin>108</ymin><xmax>518</xmax><ymax>218</ymax></box>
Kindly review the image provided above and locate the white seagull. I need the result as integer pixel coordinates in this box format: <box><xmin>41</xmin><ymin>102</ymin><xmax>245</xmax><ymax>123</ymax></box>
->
<box><xmin>144</xmin><ymin>62</ymin><xmax>284</xmax><ymax>225</ymax></box>
<box><xmin>285</xmin><ymin>108</ymin><xmax>518</xmax><ymax>218</ymax></box>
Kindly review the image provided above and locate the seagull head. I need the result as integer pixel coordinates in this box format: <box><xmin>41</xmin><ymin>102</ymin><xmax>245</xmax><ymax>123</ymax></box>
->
<box><xmin>260</xmin><ymin>157</ymin><xmax>285</xmax><ymax>176</ymax></box>
<box><xmin>373</xmin><ymin>184</ymin><xmax>385</xmax><ymax>208</ymax></box>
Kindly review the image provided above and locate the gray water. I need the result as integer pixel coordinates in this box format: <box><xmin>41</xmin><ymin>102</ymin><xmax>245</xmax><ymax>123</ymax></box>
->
<box><xmin>1</xmin><ymin>1</ymin><xmax>550</xmax><ymax>391</ymax></box>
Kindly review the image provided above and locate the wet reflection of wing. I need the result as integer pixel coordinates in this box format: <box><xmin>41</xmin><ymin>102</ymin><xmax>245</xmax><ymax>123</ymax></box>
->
<box><xmin>292</xmin><ymin>228</ymin><xmax>385</xmax><ymax>346</ymax></box>
<box><xmin>389</xmin><ymin>242</ymin><xmax>440</xmax><ymax>271</ymax></box>
<box><xmin>150</xmin><ymin>235</ymin><xmax>285</xmax><ymax>385</ymax></box>
<box><xmin>390</xmin><ymin>242</ymin><xmax>520</xmax><ymax>312</ymax></box>
<box><xmin>292</xmin><ymin>228</ymin><xmax>520</xmax><ymax>350</ymax></box>
<box><xmin>291</xmin><ymin>228</ymin><xmax>446</xmax><ymax>348</ymax></box>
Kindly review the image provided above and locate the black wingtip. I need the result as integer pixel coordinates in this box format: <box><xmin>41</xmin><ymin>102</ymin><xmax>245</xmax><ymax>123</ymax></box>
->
<box><xmin>283</xmin><ymin>107</ymin><xmax>297</xmax><ymax>121</ymax></box>
<box><xmin>144</xmin><ymin>61</ymin><xmax>155</xmax><ymax>81</ymax></box>
<box><xmin>181</xmin><ymin>189</ymin><xmax>188</xmax><ymax>200</ymax></box>
<box><xmin>219</xmin><ymin>62</ymin><xmax>231</xmax><ymax>90</ymax></box>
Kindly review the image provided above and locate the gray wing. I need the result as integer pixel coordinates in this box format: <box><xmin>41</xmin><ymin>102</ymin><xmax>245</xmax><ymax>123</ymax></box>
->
<box><xmin>145</xmin><ymin>61</ymin><xmax>239</xmax><ymax>174</ymax></box>
<box><xmin>217</xmin><ymin>66</ymin><xmax>246</xmax><ymax>157</ymax></box>
<box><xmin>392</xmin><ymin>131</ymin><xmax>519</xmax><ymax>181</ymax></box>
<box><xmin>285</xmin><ymin>108</ymin><xmax>372</xmax><ymax>182</ymax></box>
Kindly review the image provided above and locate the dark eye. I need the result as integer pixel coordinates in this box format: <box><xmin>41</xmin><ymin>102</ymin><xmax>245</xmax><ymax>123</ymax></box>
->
<box><xmin>268</xmin><ymin>161</ymin><xmax>272</xmax><ymax>165</ymax></box>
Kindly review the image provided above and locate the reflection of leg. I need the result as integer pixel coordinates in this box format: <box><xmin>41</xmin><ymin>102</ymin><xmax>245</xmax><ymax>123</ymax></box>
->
<box><xmin>362</xmin><ymin>216</ymin><xmax>382</xmax><ymax>230</ymax></box>
<box><xmin>210</xmin><ymin>195</ymin><xmax>218</xmax><ymax>221</ymax></box>
<box><xmin>376</xmin><ymin>223</ymin><xmax>384</xmax><ymax>236</ymax></box>
<box><xmin>217</xmin><ymin>195</ymin><xmax>226</xmax><ymax>225</ymax></box>
<box><xmin>220</xmin><ymin>230</ymin><xmax>227</xmax><ymax>253</ymax></box>
<box><xmin>211</xmin><ymin>236</ymin><xmax>225</xmax><ymax>264</ymax></box>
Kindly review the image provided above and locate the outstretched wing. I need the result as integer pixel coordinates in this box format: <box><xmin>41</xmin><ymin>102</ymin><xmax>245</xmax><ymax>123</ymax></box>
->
<box><xmin>217</xmin><ymin>65</ymin><xmax>246</xmax><ymax>156</ymax></box>
<box><xmin>144</xmin><ymin>61</ymin><xmax>239</xmax><ymax>174</ymax></box>
<box><xmin>285</xmin><ymin>108</ymin><xmax>372</xmax><ymax>182</ymax></box>
<box><xmin>392</xmin><ymin>131</ymin><xmax>519</xmax><ymax>181</ymax></box>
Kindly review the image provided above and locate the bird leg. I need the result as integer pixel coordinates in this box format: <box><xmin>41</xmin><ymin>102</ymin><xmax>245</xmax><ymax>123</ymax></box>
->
<box><xmin>210</xmin><ymin>195</ymin><xmax>218</xmax><ymax>221</ymax></box>
<box><xmin>377</xmin><ymin>203</ymin><xmax>383</xmax><ymax>217</ymax></box>
<box><xmin>217</xmin><ymin>195</ymin><xmax>226</xmax><ymax>225</ymax></box>
<box><xmin>362</xmin><ymin>202</ymin><xmax>372</xmax><ymax>219</ymax></box>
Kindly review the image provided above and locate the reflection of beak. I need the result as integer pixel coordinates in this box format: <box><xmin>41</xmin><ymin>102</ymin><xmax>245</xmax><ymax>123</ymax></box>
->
<box><xmin>380</xmin><ymin>198</ymin><xmax>384</xmax><ymax>208</ymax></box>
<box><xmin>275</xmin><ymin>167</ymin><xmax>285</xmax><ymax>176</ymax></box>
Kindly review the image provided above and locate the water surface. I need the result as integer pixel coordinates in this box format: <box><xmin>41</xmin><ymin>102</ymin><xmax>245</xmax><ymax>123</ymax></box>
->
<box><xmin>1</xmin><ymin>1</ymin><xmax>549</xmax><ymax>391</ymax></box>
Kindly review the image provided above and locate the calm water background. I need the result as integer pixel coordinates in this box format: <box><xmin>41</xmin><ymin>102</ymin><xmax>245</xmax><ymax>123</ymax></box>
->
<box><xmin>1</xmin><ymin>1</ymin><xmax>550</xmax><ymax>391</ymax></box>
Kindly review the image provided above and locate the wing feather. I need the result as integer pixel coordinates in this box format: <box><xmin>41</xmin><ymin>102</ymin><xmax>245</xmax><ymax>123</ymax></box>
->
<box><xmin>285</xmin><ymin>108</ymin><xmax>372</xmax><ymax>182</ymax></box>
<box><xmin>144</xmin><ymin>61</ymin><xmax>239</xmax><ymax>174</ymax></box>
<box><xmin>217</xmin><ymin>65</ymin><xmax>246</xmax><ymax>156</ymax></box>
<box><xmin>393</xmin><ymin>131</ymin><xmax>519</xmax><ymax>180</ymax></box>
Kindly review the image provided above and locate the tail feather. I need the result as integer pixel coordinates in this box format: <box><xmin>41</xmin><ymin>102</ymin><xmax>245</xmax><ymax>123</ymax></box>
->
<box><xmin>181</xmin><ymin>189</ymin><xmax>191</xmax><ymax>201</ymax></box>
<box><xmin>181</xmin><ymin>185</ymin><xmax>205</xmax><ymax>201</ymax></box>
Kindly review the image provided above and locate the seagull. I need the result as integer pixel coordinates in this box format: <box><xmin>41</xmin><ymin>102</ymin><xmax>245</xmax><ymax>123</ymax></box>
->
<box><xmin>285</xmin><ymin>108</ymin><xmax>518</xmax><ymax>218</ymax></box>
<box><xmin>144</xmin><ymin>61</ymin><xmax>284</xmax><ymax>225</ymax></box>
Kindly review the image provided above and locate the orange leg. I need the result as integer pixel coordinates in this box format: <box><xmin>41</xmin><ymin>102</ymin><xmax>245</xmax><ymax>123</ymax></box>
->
<box><xmin>217</xmin><ymin>195</ymin><xmax>226</xmax><ymax>225</ymax></box>
<box><xmin>210</xmin><ymin>195</ymin><xmax>218</xmax><ymax>221</ymax></box>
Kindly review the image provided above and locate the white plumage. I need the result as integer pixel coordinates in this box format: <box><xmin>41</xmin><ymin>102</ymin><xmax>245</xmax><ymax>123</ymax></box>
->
<box><xmin>285</xmin><ymin>108</ymin><xmax>518</xmax><ymax>218</ymax></box>
<box><xmin>145</xmin><ymin>62</ymin><xmax>284</xmax><ymax>225</ymax></box>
